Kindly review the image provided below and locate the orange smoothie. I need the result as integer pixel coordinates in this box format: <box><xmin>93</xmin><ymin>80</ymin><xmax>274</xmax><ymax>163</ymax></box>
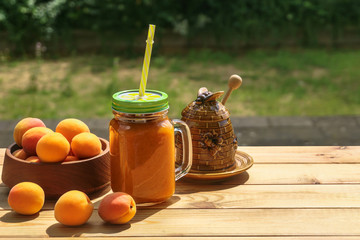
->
<box><xmin>109</xmin><ymin>113</ymin><xmax>175</xmax><ymax>204</ymax></box>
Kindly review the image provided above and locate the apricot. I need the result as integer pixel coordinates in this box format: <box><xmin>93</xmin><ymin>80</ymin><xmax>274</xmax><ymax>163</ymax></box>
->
<box><xmin>36</xmin><ymin>132</ymin><xmax>70</xmax><ymax>162</ymax></box>
<box><xmin>8</xmin><ymin>182</ymin><xmax>45</xmax><ymax>215</ymax></box>
<box><xmin>98</xmin><ymin>192</ymin><xmax>136</xmax><ymax>224</ymax></box>
<box><xmin>22</xmin><ymin>127</ymin><xmax>53</xmax><ymax>156</ymax></box>
<box><xmin>68</xmin><ymin>148</ymin><xmax>74</xmax><ymax>156</ymax></box>
<box><xmin>63</xmin><ymin>155</ymin><xmax>79</xmax><ymax>162</ymax></box>
<box><xmin>54</xmin><ymin>190</ymin><xmax>94</xmax><ymax>226</ymax></box>
<box><xmin>26</xmin><ymin>156</ymin><xmax>40</xmax><ymax>163</ymax></box>
<box><xmin>13</xmin><ymin>117</ymin><xmax>46</xmax><ymax>147</ymax></box>
<box><xmin>71</xmin><ymin>132</ymin><xmax>101</xmax><ymax>159</ymax></box>
<box><xmin>12</xmin><ymin>149</ymin><xmax>27</xmax><ymax>160</ymax></box>
<box><xmin>56</xmin><ymin>118</ymin><xmax>90</xmax><ymax>143</ymax></box>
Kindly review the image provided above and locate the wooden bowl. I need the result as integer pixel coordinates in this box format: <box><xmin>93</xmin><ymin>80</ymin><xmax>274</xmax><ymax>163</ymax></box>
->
<box><xmin>2</xmin><ymin>138</ymin><xmax>111</xmax><ymax>199</ymax></box>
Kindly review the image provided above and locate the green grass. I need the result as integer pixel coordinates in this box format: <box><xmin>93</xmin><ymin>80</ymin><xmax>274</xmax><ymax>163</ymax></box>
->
<box><xmin>0</xmin><ymin>49</ymin><xmax>360</xmax><ymax>119</ymax></box>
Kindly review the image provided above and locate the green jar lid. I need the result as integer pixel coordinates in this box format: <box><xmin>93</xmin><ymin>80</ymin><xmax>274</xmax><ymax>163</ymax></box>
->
<box><xmin>112</xmin><ymin>89</ymin><xmax>169</xmax><ymax>114</ymax></box>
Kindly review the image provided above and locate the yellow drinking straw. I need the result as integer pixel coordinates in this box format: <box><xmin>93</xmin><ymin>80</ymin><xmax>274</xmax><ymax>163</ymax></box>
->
<box><xmin>139</xmin><ymin>24</ymin><xmax>156</xmax><ymax>97</ymax></box>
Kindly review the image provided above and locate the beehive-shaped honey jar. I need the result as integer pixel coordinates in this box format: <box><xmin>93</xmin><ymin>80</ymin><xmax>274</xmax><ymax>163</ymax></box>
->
<box><xmin>176</xmin><ymin>87</ymin><xmax>238</xmax><ymax>173</ymax></box>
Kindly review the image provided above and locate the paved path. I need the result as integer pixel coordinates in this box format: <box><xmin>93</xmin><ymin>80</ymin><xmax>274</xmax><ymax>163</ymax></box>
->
<box><xmin>1</xmin><ymin>116</ymin><xmax>360</xmax><ymax>147</ymax></box>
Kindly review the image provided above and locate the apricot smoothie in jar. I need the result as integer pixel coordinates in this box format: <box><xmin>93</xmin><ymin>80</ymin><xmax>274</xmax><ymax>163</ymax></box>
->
<box><xmin>110</xmin><ymin>90</ymin><xmax>192</xmax><ymax>205</ymax></box>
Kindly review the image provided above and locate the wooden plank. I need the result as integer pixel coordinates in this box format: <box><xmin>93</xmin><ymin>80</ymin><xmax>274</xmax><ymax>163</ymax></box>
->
<box><xmin>3</xmin><ymin>237</ymin><xmax>360</xmax><ymax>240</ymax></box>
<box><xmin>239</xmin><ymin>146</ymin><xmax>360</xmax><ymax>163</ymax></box>
<box><xmin>181</xmin><ymin>163</ymin><xmax>360</xmax><ymax>185</ymax></box>
<box><xmin>2</xmin><ymin>184</ymin><xmax>360</xmax><ymax>210</ymax></box>
<box><xmin>224</xmin><ymin>163</ymin><xmax>360</xmax><ymax>185</ymax></box>
<box><xmin>0</xmin><ymin>209</ymin><xmax>360</xmax><ymax>237</ymax></box>
<box><xmin>2</xmin><ymin>162</ymin><xmax>360</xmax><ymax>187</ymax></box>
<box><xmin>2</xmin><ymin>146</ymin><xmax>360</xmax><ymax>165</ymax></box>
<box><xmin>171</xmin><ymin>184</ymin><xmax>360</xmax><ymax>209</ymax></box>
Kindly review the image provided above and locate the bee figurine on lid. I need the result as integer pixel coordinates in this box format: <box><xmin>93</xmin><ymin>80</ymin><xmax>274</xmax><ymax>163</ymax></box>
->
<box><xmin>176</xmin><ymin>74</ymin><xmax>242</xmax><ymax>173</ymax></box>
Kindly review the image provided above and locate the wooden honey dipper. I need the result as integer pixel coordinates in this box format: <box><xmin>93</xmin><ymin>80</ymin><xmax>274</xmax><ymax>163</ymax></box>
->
<box><xmin>221</xmin><ymin>74</ymin><xmax>242</xmax><ymax>105</ymax></box>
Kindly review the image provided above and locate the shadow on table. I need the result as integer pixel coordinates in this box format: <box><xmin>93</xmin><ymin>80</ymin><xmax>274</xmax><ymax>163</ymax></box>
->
<box><xmin>131</xmin><ymin>195</ymin><xmax>180</xmax><ymax>223</ymax></box>
<box><xmin>46</xmin><ymin>222</ymin><xmax>131</xmax><ymax>237</ymax></box>
<box><xmin>0</xmin><ymin>183</ymin><xmax>10</xmax><ymax>210</ymax></box>
<box><xmin>178</xmin><ymin>171</ymin><xmax>250</xmax><ymax>194</ymax></box>
<box><xmin>224</xmin><ymin>171</ymin><xmax>250</xmax><ymax>185</ymax></box>
<box><xmin>0</xmin><ymin>211</ymin><xmax>39</xmax><ymax>223</ymax></box>
<box><xmin>46</xmin><ymin>195</ymin><xmax>180</xmax><ymax>237</ymax></box>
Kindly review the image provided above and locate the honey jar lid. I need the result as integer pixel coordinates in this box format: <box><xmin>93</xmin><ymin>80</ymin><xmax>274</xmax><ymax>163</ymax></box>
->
<box><xmin>112</xmin><ymin>89</ymin><xmax>169</xmax><ymax>113</ymax></box>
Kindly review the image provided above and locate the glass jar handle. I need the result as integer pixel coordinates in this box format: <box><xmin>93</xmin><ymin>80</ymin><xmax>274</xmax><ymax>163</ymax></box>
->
<box><xmin>172</xmin><ymin>119</ymin><xmax>192</xmax><ymax>181</ymax></box>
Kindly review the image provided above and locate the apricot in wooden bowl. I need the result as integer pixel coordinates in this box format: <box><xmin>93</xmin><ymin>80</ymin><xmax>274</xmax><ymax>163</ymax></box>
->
<box><xmin>2</xmin><ymin>138</ymin><xmax>110</xmax><ymax>199</ymax></box>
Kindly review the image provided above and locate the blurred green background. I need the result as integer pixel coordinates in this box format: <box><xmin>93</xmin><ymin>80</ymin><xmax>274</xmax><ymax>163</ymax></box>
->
<box><xmin>0</xmin><ymin>0</ymin><xmax>360</xmax><ymax>119</ymax></box>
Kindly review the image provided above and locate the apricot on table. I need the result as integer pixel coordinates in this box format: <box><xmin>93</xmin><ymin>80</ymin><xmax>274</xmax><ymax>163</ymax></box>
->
<box><xmin>71</xmin><ymin>132</ymin><xmax>101</xmax><ymax>159</ymax></box>
<box><xmin>13</xmin><ymin>118</ymin><xmax>46</xmax><ymax>147</ymax></box>
<box><xmin>8</xmin><ymin>182</ymin><xmax>45</xmax><ymax>215</ymax></box>
<box><xmin>98</xmin><ymin>192</ymin><xmax>137</xmax><ymax>224</ymax></box>
<box><xmin>12</xmin><ymin>149</ymin><xmax>27</xmax><ymax>160</ymax></box>
<box><xmin>54</xmin><ymin>190</ymin><xmax>94</xmax><ymax>226</ymax></box>
<box><xmin>56</xmin><ymin>118</ymin><xmax>90</xmax><ymax>143</ymax></box>
<box><xmin>22</xmin><ymin>127</ymin><xmax>53</xmax><ymax>156</ymax></box>
<box><xmin>36</xmin><ymin>132</ymin><xmax>70</xmax><ymax>162</ymax></box>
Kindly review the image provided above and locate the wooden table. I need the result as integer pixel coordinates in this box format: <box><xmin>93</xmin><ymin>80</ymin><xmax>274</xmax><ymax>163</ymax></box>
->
<box><xmin>1</xmin><ymin>146</ymin><xmax>360</xmax><ymax>239</ymax></box>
